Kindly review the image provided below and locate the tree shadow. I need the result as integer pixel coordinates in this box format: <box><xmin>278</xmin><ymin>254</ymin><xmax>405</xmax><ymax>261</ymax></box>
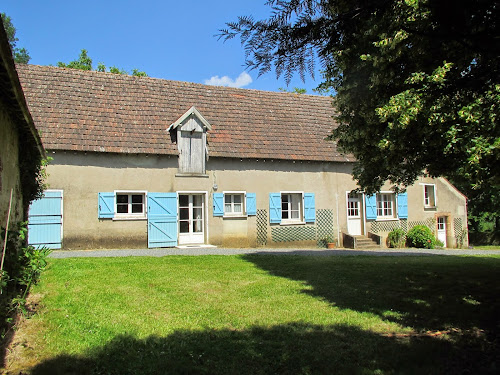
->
<box><xmin>242</xmin><ymin>254</ymin><xmax>500</xmax><ymax>337</ymax></box>
<box><xmin>28</xmin><ymin>323</ymin><xmax>491</xmax><ymax>375</ymax></box>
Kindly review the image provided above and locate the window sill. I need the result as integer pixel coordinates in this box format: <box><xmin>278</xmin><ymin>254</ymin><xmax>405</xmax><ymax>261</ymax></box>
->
<box><xmin>175</xmin><ymin>173</ymin><xmax>209</xmax><ymax>178</ymax></box>
<box><xmin>280</xmin><ymin>220</ymin><xmax>306</xmax><ymax>226</ymax></box>
<box><xmin>223</xmin><ymin>214</ymin><xmax>248</xmax><ymax>219</ymax></box>
<box><xmin>375</xmin><ymin>218</ymin><xmax>399</xmax><ymax>222</ymax></box>
<box><xmin>113</xmin><ymin>216</ymin><xmax>147</xmax><ymax>221</ymax></box>
<box><xmin>424</xmin><ymin>206</ymin><xmax>437</xmax><ymax>211</ymax></box>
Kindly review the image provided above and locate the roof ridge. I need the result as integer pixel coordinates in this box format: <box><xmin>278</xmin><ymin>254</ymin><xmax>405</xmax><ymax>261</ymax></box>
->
<box><xmin>16</xmin><ymin>63</ymin><xmax>330</xmax><ymax>99</ymax></box>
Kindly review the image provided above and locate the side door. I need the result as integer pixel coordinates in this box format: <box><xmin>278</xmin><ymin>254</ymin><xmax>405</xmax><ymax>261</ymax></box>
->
<box><xmin>28</xmin><ymin>190</ymin><xmax>63</xmax><ymax>249</ymax></box>
<box><xmin>147</xmin><ymin>192</ymin><xmax>178</xmax><ymax>248</ymax></box>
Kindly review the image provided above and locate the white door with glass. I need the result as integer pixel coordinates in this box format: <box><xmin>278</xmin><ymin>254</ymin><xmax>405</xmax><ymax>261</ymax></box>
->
<box><xmin>437</xmin><ymin>216</ymin><xmax>447</xmax><ymax>247</ymax></box>
<box><xmin>178</xmin><ymin>194</ymin><xmax>204</xmax><ymax>244</ymax></box>
<box><xmin>347</xmin><ymin>193</ymin><xmax>362</xmax><ymax>235</ymax></box>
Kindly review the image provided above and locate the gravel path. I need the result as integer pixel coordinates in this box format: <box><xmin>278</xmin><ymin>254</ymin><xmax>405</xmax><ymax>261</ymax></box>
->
<box><xmin>48</xmin><ymin>247</ymin><xmax>500</xmax><ymax>258</ymax></box>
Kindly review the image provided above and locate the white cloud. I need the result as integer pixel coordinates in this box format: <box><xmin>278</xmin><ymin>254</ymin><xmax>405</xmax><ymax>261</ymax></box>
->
<box><xmin>204</xmin><ymin>72</ymin><xmax>252</xmax><ymax>88</ymax></box>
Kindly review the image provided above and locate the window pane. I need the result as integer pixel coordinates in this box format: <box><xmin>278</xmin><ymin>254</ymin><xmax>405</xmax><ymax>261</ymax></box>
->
<box><xmin>179</xmin><ymin>221</ymin><xmax>189</xmax><ymax>233</ymax></box>
<box><xmin>225</xmin><ymin>204</ymin><xmax>232</xmax><ymax>213</ymax></box>
<box><xmin>117</xmin><ymin>195</ymin><xmax>128</xmax><ymax>204</ymax></box>
<box><xmin>179</xmin><ymin>195</ymin><xmax>189</xmax><ymax>207</ymax></box>
<box><xmin>131</xmin><ymin>204</ymin><xmax>143</xmax><ymax>213</ymax></box>
<box><xmin>291</xmin><ymin>210</ymin><xmax>299</xmax><ymax>219</ymax></box>
<box><xmin>193</xmin><ymin>195</ymin><xmax>203</xmax><ymax>207</ymax></box>
<box><xmin>132</xmin><ymin>195</ymin><xmax>143</xmax><ymax>203</ymax></box>
<box><xmin>193</xmin><ymin>207</ymin><xmax>202</xmax><ymax>220</ymax></box>
<box><xmin>234</xmin><ymin>203</ymin><xmax>242</xmax><ymax>213</ymax></box>
<box><xmin>193</xmin><ymin>220</ymin><xmax>203</xmax><ymax>233</ymax></box>
<box><xmin>225</xmin><ymin>195</ymin><xmax>231</xmax><ymax>204</ymax></box>
<box><xmin>117</xmin><ymin>204</ymin><xmax>128</xmax><ymax>214</ymax></box>
<box><xmin>180</xmin><ymin>208</ymin><xmax>189</xmax><ymax>220</ymax></box>
<box><xmin>234</xmin><ymin>195</ymin><xmax>242</xmax><ymax>203</ymax></box>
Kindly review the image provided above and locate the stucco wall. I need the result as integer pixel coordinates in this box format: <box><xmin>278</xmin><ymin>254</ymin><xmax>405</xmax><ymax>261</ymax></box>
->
<box><xmin>44</xmin><ymin>151</ymin><xmax>468</xmax><ymax>249</ymax></box>
<box><xmin>0</xmin><ymin>101</ymin><xmax>24</xmax><ymax>228</ymax></box>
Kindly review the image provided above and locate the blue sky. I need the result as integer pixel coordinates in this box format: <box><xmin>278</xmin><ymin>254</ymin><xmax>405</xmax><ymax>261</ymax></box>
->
<box><xmin>2</xmin><ymin>0</ymin><xmax>322</xmax><ymax>93</ymax></box>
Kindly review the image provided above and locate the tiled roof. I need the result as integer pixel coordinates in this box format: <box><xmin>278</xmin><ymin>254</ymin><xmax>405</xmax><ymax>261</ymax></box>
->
<box><xmin>17</xmin><ymin>64</ymin><xmax>353</xmax><ymax>162</ymax></box>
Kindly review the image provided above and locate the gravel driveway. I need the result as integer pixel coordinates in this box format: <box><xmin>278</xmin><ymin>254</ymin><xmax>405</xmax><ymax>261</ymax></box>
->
<box><xmin>48</xmin><ymin>247</ymin><xmax>500</xmax><ymax>258</ymax></box>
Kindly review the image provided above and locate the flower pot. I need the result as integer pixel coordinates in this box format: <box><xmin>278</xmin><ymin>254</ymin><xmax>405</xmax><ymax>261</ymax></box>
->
<box><xmin>327</xmin><ymin>242</ymin><xmax>336</xmax><ymax>249</ymax></box>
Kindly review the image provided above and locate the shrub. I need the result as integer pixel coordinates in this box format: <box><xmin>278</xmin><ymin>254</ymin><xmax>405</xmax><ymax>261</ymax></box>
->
<box><xmin>387</xmin><ymin>228</ymin><xmax>406</xmax><ymax>248</ymax></box>
<box><xmin>406</xmin><ymin>225</ymin><xmax>437</xmax><ymax>249</ymax></box>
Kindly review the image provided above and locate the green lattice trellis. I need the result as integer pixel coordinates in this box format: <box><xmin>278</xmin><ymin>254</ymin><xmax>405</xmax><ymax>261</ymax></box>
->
<box><xmin>256</xmin><ymin>209</ymin><xmax>268</xmax><ymax>246</ymax></box>
<box><xmin>271</xmin><ymin>226</ymin><xmax>317</xmax><ymax>242</ymax></box>
<box><xmin>316</xmin><ymin>209</ymin><xmax>335</xmax><ymax>246</ymax></box>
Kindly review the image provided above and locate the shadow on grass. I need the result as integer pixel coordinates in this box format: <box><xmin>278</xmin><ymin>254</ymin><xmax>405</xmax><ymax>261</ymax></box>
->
<box><xmin>243</xmin><ymin>254</ymin><xmax>500</xmax><ymax>336</ymax></box>
<box><xmin>29</xmin><ymin>322</ymin><xmax>492</xmax><ymax>375</ymax></box>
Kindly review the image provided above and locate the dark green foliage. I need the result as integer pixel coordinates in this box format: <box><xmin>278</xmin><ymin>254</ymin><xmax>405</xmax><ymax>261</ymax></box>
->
<box><xmin>220</xmin><ymin>0</ymin><xmax>499</xmax><ymax>196</ymax></box>
<box><xmin>387</xmin><ymin>228</ymin><xmax>406</xmax><ymax>248</ymax></box>
<box><xmin>406</xmin><ymin>225</ymin><xmax>436</xmax><ymax>249</ymax></box>
<box><xmin>59</xmin><ymin>49</ymin><xmax>148</xmax><ymax>77</ymax></box>
<box><xmin>1</xmin><ymin>13</ymin><xmax>31</xmax><ymax>64</ymax></box>
<box><xmin>0</xmin><ymin>223</ymin><xmax>51</xmax><ymax>337</ymax></box>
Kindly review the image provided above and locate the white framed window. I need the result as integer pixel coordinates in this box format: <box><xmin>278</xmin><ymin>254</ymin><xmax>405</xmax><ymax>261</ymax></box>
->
<box><xmin>281</xmin><ymin>192</ymin><xmax>303</xmax><ymax>223</ymax></box>
<box><xmin>423</xmin><ymin>184</ymin><xmax>436</xmax><ymax>208</ymax></box>
<box><xmin>114</xmin><ymin>191</ymin><xmax>147</xmax><ymax>219</ymax></box>
<box><xmin>376</xmin><ymin>193</ymin><xmax>395</xmax><ymax>219</ymax></box>
<box><xmin>224</xmin><ymin>192</ymin><xmax>245</xmax><ymax>216</ymax></box>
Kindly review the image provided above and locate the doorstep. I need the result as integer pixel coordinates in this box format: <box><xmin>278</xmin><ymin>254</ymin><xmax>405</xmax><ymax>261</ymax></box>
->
<box><xmin>176</xmin><ymin>244</ymin><xmax>218</xmax><ymax>249</ymax></box>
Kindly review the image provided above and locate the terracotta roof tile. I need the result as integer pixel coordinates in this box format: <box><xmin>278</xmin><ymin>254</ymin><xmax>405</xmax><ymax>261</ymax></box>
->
<box><xmin>17</xmin><ymin>64</ymin><xmax>354</xmax><ymax>162</ymax></box>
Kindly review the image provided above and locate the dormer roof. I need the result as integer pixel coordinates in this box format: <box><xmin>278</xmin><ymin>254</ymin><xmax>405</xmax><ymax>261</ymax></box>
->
<box><xmin>168</xmin><ymin>106</ymin><xmax>212</xmax><ymax>132</ymax></box>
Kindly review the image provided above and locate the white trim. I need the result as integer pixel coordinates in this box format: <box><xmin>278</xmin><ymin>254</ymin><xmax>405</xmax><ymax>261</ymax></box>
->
<box><xmin>113</xmin><ymin>190</ymin><xmax>148</xmax><ymax>220</ymax></box>
<box><xmin>177</xmin><ymin>191</ymin><xmax>208</xmax><ymax>244</ymax></box>
<box><xmin>222</xmin><ymin>191</ymin><xmax>247</xmax><ymax>217</ymax></box>
<box><xmin>420</xmin><ymin>183</ymin><xmax>437</xmax><ymax>208</ymax></box>
<box><xmin>279</xmin><ymin>191</ymin><xmax>304</xmax><ymax>224</ymax></box>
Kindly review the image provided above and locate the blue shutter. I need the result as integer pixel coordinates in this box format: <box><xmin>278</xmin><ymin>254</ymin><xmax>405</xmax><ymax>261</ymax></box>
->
<box><xmin>28</xmin><ymin>190</ymin><xmax>63</xmax><ymax>249</ymax></box>
<box><xmin>304</xmin><ymin>193</ymin><xmax>316</xmax><ymax>223</ymax></box>
<box><xmin>213</xmin><ymin>193</ymin><xmax>224</xmax><ymax>216</ymax></box>
<box><xmin>365</xmin><ymin>194</ymin><xmax>377</xmax><ymax>220</ymax></box>
<box><xmin>397</xmin><ymin>192</ymin><xmax>408</xmax><ymax>219</ymax></box>
<box><xmin>98</xmin><ymin>192</ymin><xmax>115</xmax><ymax>219</ymax></box>
<box><xmin>148</xmin><ymin>192</ymin><xmax>178</xmax><ymax>248</ymax></box>
<box><xmin>246</xmin><ymin>193</ymin><xmax>256</xmax><ymax>216</ymax></box>
<box><xmin>269</xmin><ymin>193</ymin><xmax>281</xmax><ymax>223</ymax></box>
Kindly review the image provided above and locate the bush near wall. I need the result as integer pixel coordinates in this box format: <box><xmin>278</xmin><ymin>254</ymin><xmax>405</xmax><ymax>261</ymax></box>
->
<box><xmin>406</xmin><ymin>225</ymin><xmax>437</xmax><ymax>249</ymax></box>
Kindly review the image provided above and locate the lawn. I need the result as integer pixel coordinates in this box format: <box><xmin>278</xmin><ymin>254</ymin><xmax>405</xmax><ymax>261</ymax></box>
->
<box><xmin>4</xmin><ymin>254</ymin><xmax>500</xmax><ymax>374</ymax></box>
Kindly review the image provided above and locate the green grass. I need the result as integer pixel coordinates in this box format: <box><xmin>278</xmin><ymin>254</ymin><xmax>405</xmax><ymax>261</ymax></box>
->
<box><xmin>470</xmin><ymin>245</ymin><xmax>500</xmax><ymax>250</ymax></box>
<box><xmin>6</xmin><ymin>255</ymin><xmax>500</xmax><ymax>374</ymax></box>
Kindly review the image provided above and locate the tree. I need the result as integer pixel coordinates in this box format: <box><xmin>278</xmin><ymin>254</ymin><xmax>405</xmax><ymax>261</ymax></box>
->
<box><xmin>1</xmin><ymin>13</ymin><xmax>31</xmax><ymax>64</ymax></box>
<box><xmin>220</xmin><ymin>0</ymin><xmax>499</xmax><ymax>241</ymax></box>
<box><xmin>58</xmin><ymin>49</ymin><xmax>147</xmax><ymax>77</ymax></box>
<box><xmin>220</xmin><ymin>0</ymin><xmax>499</xmax><ymax>194</ymax></box>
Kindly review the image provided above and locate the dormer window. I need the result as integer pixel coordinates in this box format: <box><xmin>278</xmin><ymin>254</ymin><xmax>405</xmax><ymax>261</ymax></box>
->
<box><xmin>169</xmin><ymin>106</ymin><xmax>211</xmax><ymax>175</ymax></box>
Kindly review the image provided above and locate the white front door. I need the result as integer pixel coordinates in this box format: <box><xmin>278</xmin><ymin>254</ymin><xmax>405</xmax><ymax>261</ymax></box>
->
<box><xmin>347</xmin><ymin>193</ymin><xmax>362</xmax><ymax>236</ymax></box>
<box><xmin>178</xmin><ymin>194</ymin><xmax>205</xmax><ymax>245</ymax></box>
<box><xmin>437</xmin><ymin>216</ymin><xmax>447</xmax><ymax>247</ymax></box>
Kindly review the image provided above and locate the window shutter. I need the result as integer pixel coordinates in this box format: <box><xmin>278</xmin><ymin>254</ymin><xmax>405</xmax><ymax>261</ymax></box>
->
<box><xmin>365</xmin><ymin>194</ymin><xmax>377</xmax><ymax>220</ymax></box>
<box><xmin>397</xmin><ymin>192</ymin><xmax>408</xmax><ymax>219</ymax></box>
<box><xmin>213</xmin><ymin>193</ymin><xmax>223</xmax><ymax>216</ymax></box>
<box><xmin>269</xmin><ymin>193</ymin><xmax>281</xmax><ymax>223</ymax></box>
<box><xmin>246</xmin><ymin>193</ymin><xmax>256</xmax><ymax>216</ymax></box>
<box><xmin>304</xmin><ymin>193</ymin><xmax>316</xmax><ymax>223</ymax></box>
<box><xmin>98</xmin><ymin>192</ymin><xmax>114</xmax><ymax>218</ymax></box>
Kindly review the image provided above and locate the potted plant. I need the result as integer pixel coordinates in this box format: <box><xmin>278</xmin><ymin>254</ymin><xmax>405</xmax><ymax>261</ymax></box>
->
<box><xmin>324</xmin><ymin>235</ymin><xmax>336</xmax><ymax>249</ymax></box>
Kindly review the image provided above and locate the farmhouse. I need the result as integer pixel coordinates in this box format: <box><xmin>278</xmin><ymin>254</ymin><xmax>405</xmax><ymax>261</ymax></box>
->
<box><xmin>16</xmin><ymin>64</ymin><xmax>468</xmax><ymax>250</ymax></box>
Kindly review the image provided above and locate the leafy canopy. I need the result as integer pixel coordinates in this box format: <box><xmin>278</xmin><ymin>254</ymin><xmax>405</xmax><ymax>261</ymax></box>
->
<box><xmin>57</xmin><ymin>49</ymin><xmax>148</xmax><ymax>77</ymax></box>
<box><xmin>1</xmin><ymin>13</ymin><xmax>31</xmax><ymax>64</ymax></box>
<box><xmin>220</xmin><ymin>0</ymin><xmax>499</xmax><ymax>195</ymax></box>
